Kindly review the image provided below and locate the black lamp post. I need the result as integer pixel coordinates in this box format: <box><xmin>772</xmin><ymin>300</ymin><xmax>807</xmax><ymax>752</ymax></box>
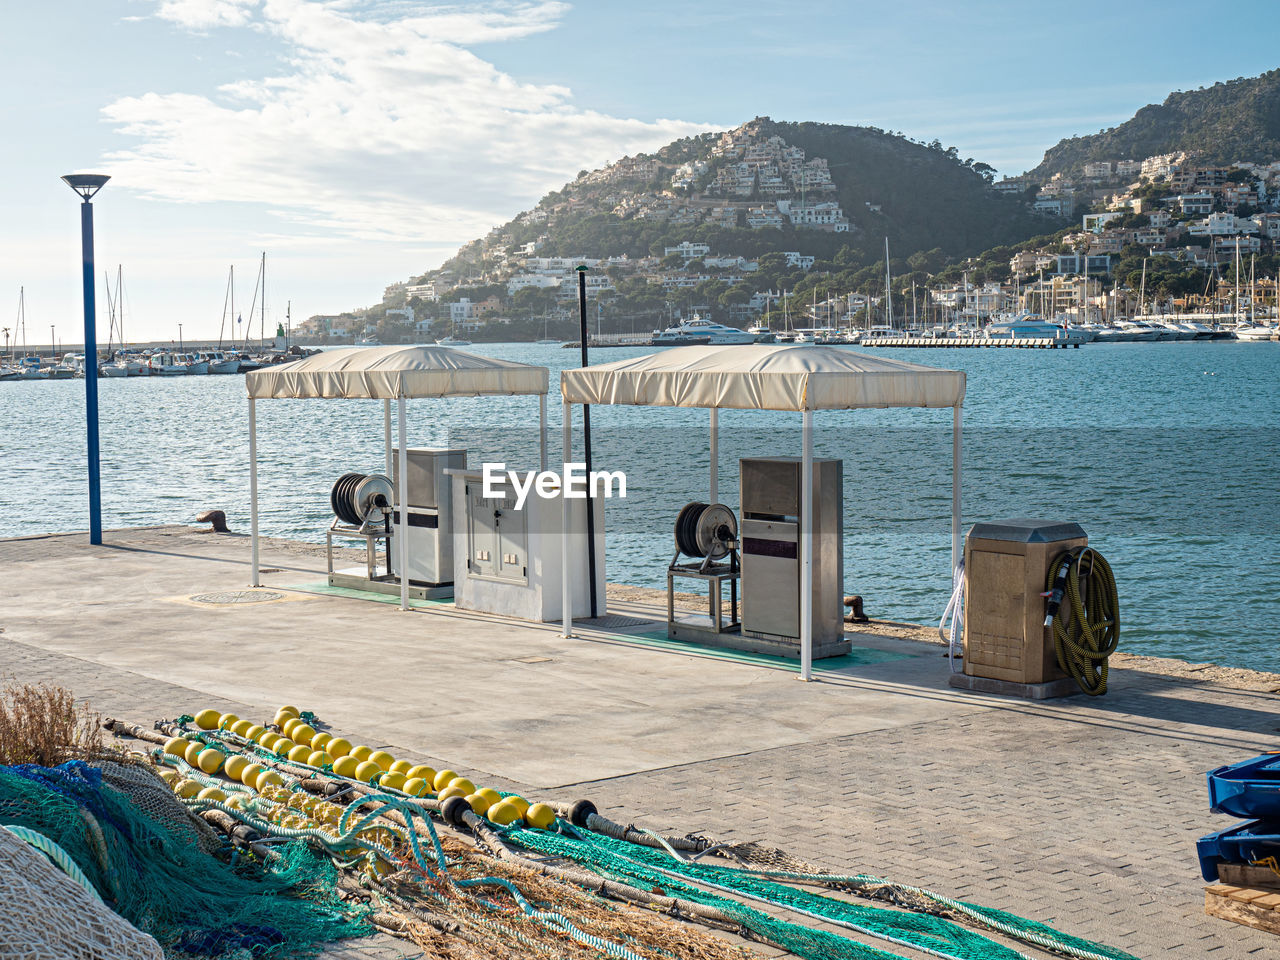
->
<box><xmin>62</xmin><ymin>173</ymin><xmax>109</xmax><ymax>545</ymax></box>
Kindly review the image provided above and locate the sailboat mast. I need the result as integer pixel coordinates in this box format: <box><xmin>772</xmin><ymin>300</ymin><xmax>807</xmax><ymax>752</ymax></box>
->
<box><xmin>1139</xmin><ymin>258</ymin><xmax>1147</xmax><ymax>317</ymax></box>
<box><xmin>260</xmin><ymin>251</ymin><xmax>267</xmax><ymax>346</ymax></box>
<box><xmin>884</xmin><ymin>238</ymin><xmax>893</xmax><ymax>329</ymax></box>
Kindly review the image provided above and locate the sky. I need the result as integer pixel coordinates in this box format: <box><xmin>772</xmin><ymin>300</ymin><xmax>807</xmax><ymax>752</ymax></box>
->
<box><xmin>2</xmin><ymin>0</ymin><xmax>1278</xmax><ymax>347</ymax></box>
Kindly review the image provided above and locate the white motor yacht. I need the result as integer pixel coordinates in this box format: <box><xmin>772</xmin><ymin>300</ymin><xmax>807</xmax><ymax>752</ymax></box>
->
<box><xmin>147</xmin><ymin>352</ymin><xmax>188</xmax><ymax>375</ymax></box>
<box><xmin>985</xmin><ymin>314</ymin><xmax>1090</xmax><ymax>344</ymax></box>
<box><xmin>746</xmin><ymin>323</ymin><xmax>775</xmax><ymax>343</ymax></box>
<box><xmin>1234</xmin><ymin>323</ymin><xmax>1278</xmax><ymax>341</ymax></box>
<box><xmin>652</xmin><ymin>316</ymin><xmax>755</xmax><ymax>346</ymax></box>
<box><xmin>198</xmin><ymin>350</ymin><xmax>240</xmax><ymax>373</ymax></box>
<box><xmin>436</xmin><ymin>335</ymin><xmax>473</xmax><ymax>347</ymax></box>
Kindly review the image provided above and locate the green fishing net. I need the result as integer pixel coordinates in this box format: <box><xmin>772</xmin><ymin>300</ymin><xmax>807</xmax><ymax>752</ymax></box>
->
<box><xmin>0</xmin><ymin>761</ymin><xmax>369</xmax><ymax>958</ymax></box>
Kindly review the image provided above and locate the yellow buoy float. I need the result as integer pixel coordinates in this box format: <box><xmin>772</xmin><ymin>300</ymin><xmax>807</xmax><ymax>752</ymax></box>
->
<box><xmin>354</xmin><ymin>761</ymin><xmax>381</xmax><ymax>783</ymax></box>
<box><xmin>327</xmin><ymin>738</ymin><xmax>352</xmax><ymax>758</ymax></box>
<box><xmin>432</xmin><ymin>769</ymin><xmax>458</xmax><ymax>792</ymax></box>
<box><xmin>525</xmin><ymin>802</ymin><xmax>555</xmax><ymax>830</ymax></box>
<box><xmin>487</xmin><ymin>800</ymin><xmax>520</xmax><ymax>826</ymax></box>
<box><xmin>183</xmin><ymin>740</ymin><xmax>205</xmax><ymax>766</ymax></box>
<box><xmin>403</xmin><ymin>777</ymin><xmax>429</xmax><ymax>797</ymax></box>
<box><xmin>307</xmin><ymin>750</ymin><xmax>332</xmax><ymax>768</ymax></box>
<box><xmin>437</xmin><ymin>785</ymin><xmax>467</xmax><ymax>802</ymax></box>
<box><xmin>368</xmin><ymin>750</ymin><xmax>395</xmax><ymax>771</ymax></box>
<box><xmin>311</xmin><ymin>732</ymin><xmax>332</xmax><ymax>752</ymax></box>
<box><xmin>379</xmin><ymin>772</ymin><xmax>406</xmax><ymax>791</ymax></box>
<box><xmin>449</xmin><ymin>777</ymin><xmax>476</xmax><ymax>796</ymax></box>
<box><xmin>224</xmin><ymin>755</ymin><xmax>249</xmax><ymax>782</ymax></box>
<box><xmin>466</xmin><ymin>793</ymin><xmax>492</xmax><ymax>815</ymax></box>
<box><xmin>218</xmin><ymin>713</ymin><xmax>239</xmax><ymax>731</ymax></box>
<box><xmin>174</xmin><ymin>779</ymin><xmax>201</xmax><ymax>799</ymax></box>
<box><xmin>197</xmin><ymin>786</ymin><xmax>227</xmax><ymax>803</ymax></box>
<box><xmin>332</xmin><ymin>756</ymin><xmax>360</xmax><ymax>778</ymax></box>
<box><xmin>390</xmin><ymin>759</ymin><xmax>413</xmax><ymax>775</ymax></box>
<box><xmin>193</xmin><ymin>709</ymin><xmax>221</xmax><ymax>730</ymax></box>
<box><xmin>288</xmin><ymin>744</ymin><xmax>312</xmax><ymax>764</ymax></box>
<box><xmin>240</xmin><ymin>763</ymin><xmax>265</xmax><ymax>787</ymax></box>
<box><xmin>350</xmin><ymin>745</ymin><xmax>373</xmax><ymax>762</ymax></box>
<box><xmin>196</xmin><ymin>749</ymin><xmax>225</xmax><ymax>775</ymax></box>
<box><xmin>163</xmin><ymin>737</ymin><xmax>188</xmax><ymax>758</ymax></box>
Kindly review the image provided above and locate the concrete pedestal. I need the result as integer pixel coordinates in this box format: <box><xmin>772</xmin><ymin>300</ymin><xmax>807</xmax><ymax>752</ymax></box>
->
<box><xmin>948</xmin><ymin>671</ymin><xmax>1083</xmax><ymax>700</ymax></box>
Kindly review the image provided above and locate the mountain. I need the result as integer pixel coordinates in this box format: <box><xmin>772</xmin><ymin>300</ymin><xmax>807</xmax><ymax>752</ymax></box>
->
<box><xmin>1029</xmin><ymin>69</ymin><xmax>1280</xmax><ymax>180</ymax></box>
<box><xmin>424</xmin><ymin>118</ymin><xmax>1054</xmax><ymax>286</ymax></box>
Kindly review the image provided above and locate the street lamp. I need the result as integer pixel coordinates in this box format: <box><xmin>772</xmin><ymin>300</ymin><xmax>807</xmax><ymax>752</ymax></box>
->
<box><xmin>62</xmin><ymin>172</ymin><xmax>109</xmax><ymax>545</ymax></box>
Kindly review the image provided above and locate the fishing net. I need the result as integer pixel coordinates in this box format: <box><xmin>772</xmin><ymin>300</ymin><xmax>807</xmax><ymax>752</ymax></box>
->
<box><xmin>0</xmin><ymin>825</ymin><xmax>163</xmax><ymax>960</ymax></box>
<box><xmin>507</xmin><ymin>826</ymin><xmax>1141</xmax><ymax>960</ymax></box>
<box><xmin>0</xmin><ymin>761</ymin><xmax>369</xmax><ymax>958</ymax></box>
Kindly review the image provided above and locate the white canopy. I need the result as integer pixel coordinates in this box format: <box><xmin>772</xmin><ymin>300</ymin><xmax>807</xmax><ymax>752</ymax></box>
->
<box><xmin>246</xmin><ymin>345</ymin><xmax>550</xmax><ymax>611</ymax></box>
<box><xmin>560</xmin><ymin>344</ymin><xmax>964</xmax><ymax>411</ymax></box>
<box><xmin>557</xmin><ymin>342</ymin><xmax>965</xmax><ymax>681</ymax></box>
<box><xmin>246</xmin><ymin>345</ymin><xmax>548</xmax><ymax>400</ymax></box>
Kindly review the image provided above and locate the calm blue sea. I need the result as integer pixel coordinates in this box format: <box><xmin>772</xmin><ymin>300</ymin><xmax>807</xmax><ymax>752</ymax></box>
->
<box><xmin>2</xmin><ymin>341</ymin><xmax>1277</xmax><ymax>672</ymax></box>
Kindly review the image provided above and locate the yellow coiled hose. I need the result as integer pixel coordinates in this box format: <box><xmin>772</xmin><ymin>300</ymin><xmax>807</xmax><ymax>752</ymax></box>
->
<box><xmin>1045</xmin><ymin>547</ymin><xmax>1119</xmax><ymax>696</ymax></box>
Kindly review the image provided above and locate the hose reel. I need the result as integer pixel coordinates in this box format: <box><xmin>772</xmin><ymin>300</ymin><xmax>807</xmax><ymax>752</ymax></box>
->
<box><xmin>1043</xmin><ymin>546</ymin><xmax>1119</xmax><ymax>696</ymax></box>
<box><xmin>330</xmin><ymin>472</ymin><xmax>394</xmax><ymax>529</ymax></box>
<box><xmin>674</xmin><ymin>502</ymin><xmax>738</xmax><ymax>561</ymax></box>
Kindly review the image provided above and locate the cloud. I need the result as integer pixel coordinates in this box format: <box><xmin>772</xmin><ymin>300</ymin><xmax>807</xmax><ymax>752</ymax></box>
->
<box><xmin>105</xmin><ymin>1</ymin><xmax>711</xmax><ymax>245</ymax></box>
<box><xmin>154</xmin><ymin>0</ymin><xmax>261</xmax><ymax>30</ymax></box>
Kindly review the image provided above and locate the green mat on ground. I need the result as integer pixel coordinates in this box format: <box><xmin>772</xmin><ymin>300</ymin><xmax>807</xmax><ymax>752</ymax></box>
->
<box><xmin>283</xmin><ymin>581</ymin><xmax>453</xmax><ymax>608</ymax></box>
<box><xmin>603</xmin><ymin>629</ymin><xmax>913</xmax><ymax>671</ymax></box>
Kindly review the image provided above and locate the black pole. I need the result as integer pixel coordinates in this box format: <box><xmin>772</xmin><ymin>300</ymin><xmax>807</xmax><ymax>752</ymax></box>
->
<box><xmin>79</xmin><ymin>199</ymin><xmax>102</xmax><ymax>545</ymax></box>
<box><xmin>576</xmin><ymin>266</ymin><xmax>598</xmax><ymax>618</ymax></box>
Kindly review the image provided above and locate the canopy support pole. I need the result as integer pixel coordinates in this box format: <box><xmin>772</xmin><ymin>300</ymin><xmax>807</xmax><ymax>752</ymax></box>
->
<box><xmin>561</xmin><ymin>402</ymin><xmax>574</xmax><ymax>639</ymax></box>
<box><xmin>952</xmin><ymin>403</ymin><xmax>962</xmax><ymax>572</ymax></box>
<box><xmin>800</xmin><ymin>410</ymin><xmax>813</xmax><ymax>682</ymax></box>
<box><xmin>709</xmin><ymin>408</ymin><xmax>718</xmax><ymax>503</ymax></box>
<box><xmin>383</xmin><ymin>399</ymin><xmax>392</xmax><ymax>476</ymax></box>
<box><xmin>249</xmin><ymin>397</ymin><xmax>260</xmax><ymax>587</ymax></box>
<box><xmin>539</xmin><ymin>393</ymin><xmax>548</xmax><ymax>472</ymax></box>
<box><xmin>397</xmin><ymin>397</ymin><xmax>409</xmax><ymax>612</ymax></box>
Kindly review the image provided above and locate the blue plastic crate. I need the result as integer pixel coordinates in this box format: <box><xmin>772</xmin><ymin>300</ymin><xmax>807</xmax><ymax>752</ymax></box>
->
<box><xmin>1207</xmin><ymin>753</ymin><xmax>1280</xmax><ymax>819</ymax></box>
<box><xmin>1197</xmin><ymin>820</ymin><xmax>1280</xmax><ymax>882</ymax></box>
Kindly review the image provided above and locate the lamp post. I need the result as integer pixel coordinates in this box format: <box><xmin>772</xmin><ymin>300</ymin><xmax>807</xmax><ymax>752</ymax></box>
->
<box><xmin>179</xmin><ymin>323</ymin><xmax>183</xmax><ymax>351</ymax></box>
<box><xmin>62</xmin><ymin>173</ymin><xmax>109</xmax><ymax>546</ymax></box>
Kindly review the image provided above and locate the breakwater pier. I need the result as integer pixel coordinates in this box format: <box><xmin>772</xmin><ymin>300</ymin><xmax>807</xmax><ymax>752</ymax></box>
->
<box><xmin>4</xmin><ymin>524</ymin><xmax>1276</xmax><ymax>958</ymax></box>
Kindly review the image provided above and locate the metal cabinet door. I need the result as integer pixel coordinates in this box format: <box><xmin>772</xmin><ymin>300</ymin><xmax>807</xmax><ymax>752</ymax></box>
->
<box><xmin>741</xmin><ymin>518</ymin><xmax>800</xmax><ymax>639</ymax></box>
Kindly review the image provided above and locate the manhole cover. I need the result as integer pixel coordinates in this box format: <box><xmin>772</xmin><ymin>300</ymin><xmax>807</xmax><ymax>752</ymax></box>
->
<box><xmin>580</xmin><ymin>615</ymin><xmax>654</xmax><ymax>630</ymax></box>
<box><xmin>189</xmin><ymin>591</ymin><xmax>284</xmax><ymax>605</ymax></box>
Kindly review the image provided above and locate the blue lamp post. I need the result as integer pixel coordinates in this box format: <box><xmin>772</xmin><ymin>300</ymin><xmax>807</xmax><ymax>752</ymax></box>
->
<box><xmin>62</xmin><ymin>173</ymin><xmax>109</xmax><ymax>545</ymax></box>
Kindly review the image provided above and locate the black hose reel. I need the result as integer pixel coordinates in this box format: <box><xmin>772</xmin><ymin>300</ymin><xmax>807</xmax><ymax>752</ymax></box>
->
<box><xmin>330</xmin><ymin>472</ymin><xmax>394</xmax><ymax>529</ymax></box>
<box><xmin>674</xmin><ymin>502</ymin><xmax>738</xmax><ymax>561</ymax></box>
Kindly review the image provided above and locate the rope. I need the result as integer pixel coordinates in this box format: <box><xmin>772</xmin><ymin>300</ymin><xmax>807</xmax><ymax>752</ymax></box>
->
<box><xmin>2</xmin><ymin>824</ymin><xmax>105</xmax><ymax>903</ymax></box>
<box><xmin>1045</xmin><ymin>547</ymin><xmax>1119</xmax><ymax>695</ymax></box>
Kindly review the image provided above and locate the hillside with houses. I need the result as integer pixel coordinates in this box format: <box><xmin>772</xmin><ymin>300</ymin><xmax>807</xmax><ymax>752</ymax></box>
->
<box><xmin>301</xmin><ymin>76</ymin><xmax>1280</xmax><ymax>343</ymax></box>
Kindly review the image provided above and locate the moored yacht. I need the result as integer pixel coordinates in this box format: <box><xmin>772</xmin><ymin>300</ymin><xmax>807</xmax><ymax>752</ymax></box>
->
<box><xmin>985</xmin><ymin>313</ymin><xmax>1090</xmax><ymax>344</ymax></box>
<box><xmin>652</xmin><ymin>315</ymin><xmax>755</xmax><ymax>346</ymax></box>
<box><xmin>199</xmin><ymin>350</ymin><xmax>241</xmax><ymax>374</ymax></box>
<box><xmin>146</xmin><ymin>352</ymin><xmax>188</xmax><ymax>375</ymax></box>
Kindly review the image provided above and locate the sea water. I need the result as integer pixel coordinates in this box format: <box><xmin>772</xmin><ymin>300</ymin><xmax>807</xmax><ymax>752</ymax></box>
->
<box><xmin>2</xmin><ymin>341</ymin><xmax>1277</xmax><ymax>672</ymax></box>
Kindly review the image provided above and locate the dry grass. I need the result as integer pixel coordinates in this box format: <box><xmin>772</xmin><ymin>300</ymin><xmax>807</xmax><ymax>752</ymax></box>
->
<box><xmin>0</xmin><ymin>681</ymin><xmax>106</xmax><ymax>766</ymax></box>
